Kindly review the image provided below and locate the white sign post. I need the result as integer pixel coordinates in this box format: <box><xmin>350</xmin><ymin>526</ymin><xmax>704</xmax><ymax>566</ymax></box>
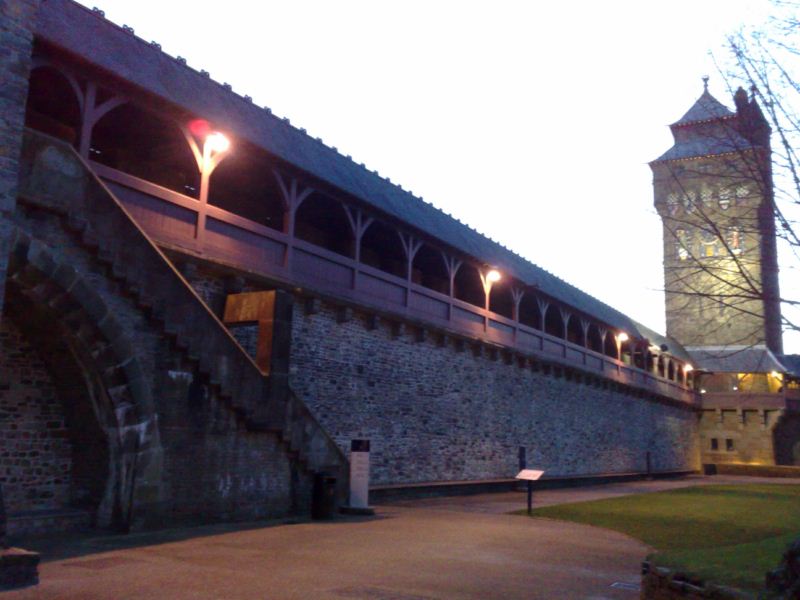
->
<box><xmin>516</xmin><ymin>469</ymin><xmax>545</xmax><ymax>515</ymax></box>
<box><xmin>345</xmin><ymin>439</ymin><xmax>374</xmax><ymax>515</ymax></box>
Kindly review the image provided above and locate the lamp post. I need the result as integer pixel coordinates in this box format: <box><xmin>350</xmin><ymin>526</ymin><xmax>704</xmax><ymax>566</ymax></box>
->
<box><xmin>616</xmin><ymin>331</ymin><xmax>629</xmax><ymax>362</ymax></box>
<box><xmin>481</xmin><ymin>268</ymin><xmax>502</xmax><ymax>331</ymax></box>
<box><xmin>182</xmin><ymin>120</ymin><xmax>231</xmax><ymax>247</ymax></box>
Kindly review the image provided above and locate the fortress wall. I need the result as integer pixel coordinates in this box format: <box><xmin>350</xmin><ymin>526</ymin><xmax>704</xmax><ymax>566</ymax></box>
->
<box><xmin>288</xmin><ymin>301</ymin><xmax>701</xmax><ymax>484</ymax></box>
<box><xmin>4</xmin><ymin>210</ymin><xmax>306</xmax><ymax>531</ymax></box>
<box><xmin>0</xmin><ymin>320</ymin><xmax>71</xmax><ymax>514</ymax></box>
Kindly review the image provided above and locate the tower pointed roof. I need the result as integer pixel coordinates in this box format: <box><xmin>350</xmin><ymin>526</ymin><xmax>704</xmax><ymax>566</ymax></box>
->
<box><xmin>651</xmin><ymin>79</ymin><xmax>753</xmax><ymax>163</ymax></box>
<box><xmin>672</xmin><ymin>80</ymin><xmax>734</xmax><ymax>127</ymax></box>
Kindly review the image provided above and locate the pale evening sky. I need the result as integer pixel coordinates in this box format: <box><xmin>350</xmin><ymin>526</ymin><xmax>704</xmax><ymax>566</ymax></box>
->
<box><xmin>76</xmin><ymin>0</ymin><xmax>799</xmax><ymax>352</ymax></box>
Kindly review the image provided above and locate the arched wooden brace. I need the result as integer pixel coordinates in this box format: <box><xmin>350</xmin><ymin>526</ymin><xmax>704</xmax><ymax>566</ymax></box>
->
<box><xmin>180</xmin><ymin>123</ymin><xmax>232</xmax><ymax>247</ymax></box>
<box><xmin>536</xmin><ymin>298</ymin><xmax>549</xmax><ymax>331</ymax></box>
<box><xmin>273</xmin><ymin>170</ymin><xmax>314</xmax><ymax>268</ymax></box>
<box><xmin>30</xmin><ymin>59</ymin><xmax>127</xmax><ymax>158</ymax></box>
<box><xmin>343</xmin><ymin>205</ymin><xmax>374</xmax><ymax>289</ymax></box>
<box><xmin>510</xmin><ymin>287</ymin><xmax>524</xmax><ymax>322</ymax></box>
<box><xmin>443</xmin><ymin>255</ymin><xmax>462</xmax><ymax>299</ymax></box>
<box><xmin>398</xmin><ymin>233</ymin><xmax>423</xmax><ymax>306</ymax></box>
<box><xmin>559</xmin><ymin>308</ymin><xmax>571</xmax><ymax>341</ymax></box>
<box><xmin>79</xmin><ymin>81</ymin><xmax>127</xmax><ymax>158</ymax></box>
<box><xmin>398</xmin><ymin>233</ymin><xmax>423</xmax><ymax>281</ymax></box>
<box><xmin>580</xmin><ymin>318</ymin><xmax>591</xmax><ymax>348</ymax></box>
<box><xmin>598</xmin><ymin>326</ymin><xmax>608</xmax><ymax>356</ymax></box>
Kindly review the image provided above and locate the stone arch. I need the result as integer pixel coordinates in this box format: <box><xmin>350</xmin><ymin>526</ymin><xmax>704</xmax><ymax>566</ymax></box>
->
<box><xmin>518</xmin><ymin>293</ymin><xmax>541</xmax><ymax>330</ymax></box>
<box><xmin>667</xmin><ymin>359</ymin><xmax>676</xmax><ymax>381</ymax></box>
<box><xmin>4</xmin><ymin>229</ymin><xmax>163</xmax><ymax>531</ymax></box>
<box><xmin>773</xmin><ymin>413</ymin><xmax>800</xmax><ymax>466</ymax></box>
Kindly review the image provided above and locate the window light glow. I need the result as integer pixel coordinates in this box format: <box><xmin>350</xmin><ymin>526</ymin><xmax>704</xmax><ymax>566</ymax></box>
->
<box><xmin>617</xmin><ymin>332</ymin><xmax>629</xmax><ymax>343</ymax></box>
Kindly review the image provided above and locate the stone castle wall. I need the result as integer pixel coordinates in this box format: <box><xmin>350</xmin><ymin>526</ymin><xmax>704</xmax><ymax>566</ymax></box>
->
<box><xmin>287</xmin><ymin>302</ymin><xmax>700</xmax><ymax>484</ymax></box>
<box><xmin>0</xmin><ymin>320</ymin><xmax>71</xmax><ymax>514</ymax></box>
<box><xmin>698</xmin><ymin>407</ymin><xmax>784</xmax><ymax>466</ymax></box>
<box><xmin>3</xmin><ymin>207</ymin><xmax>309</xmax><ymax>532</ymax></box>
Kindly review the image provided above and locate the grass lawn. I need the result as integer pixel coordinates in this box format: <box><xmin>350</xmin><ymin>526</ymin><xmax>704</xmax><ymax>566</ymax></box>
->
<box><xmin>521</xmin><ymin>484</ymin><xmax>800</xmax><ymax>591</ymax></box>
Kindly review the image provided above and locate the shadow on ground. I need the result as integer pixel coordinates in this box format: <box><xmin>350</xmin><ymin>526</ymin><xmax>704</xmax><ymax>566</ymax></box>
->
<box><xmin>7</xmin><ymin>514</ymin><xmax>387</xmax><ymax>563</ymax></box>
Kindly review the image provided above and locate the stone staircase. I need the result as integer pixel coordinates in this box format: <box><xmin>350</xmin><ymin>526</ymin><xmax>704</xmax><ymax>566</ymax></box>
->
<box><xmin>17</xmin><ymin>129</ymin><xmax>346</xmax><ymax>490</ymax></box>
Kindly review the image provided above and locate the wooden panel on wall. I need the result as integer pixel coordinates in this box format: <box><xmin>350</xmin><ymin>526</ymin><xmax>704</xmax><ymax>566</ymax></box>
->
<box><xmin>360</xmin><ymin>272</ymin><xmax>405</xmax><ymax>306</ymax></box>
<box><xmin>108</xmin><ymin>181</ymin><xmax>196</xmax><ymax>245</ymax></box>
<box><xmin>294</xmin><ymin>248</ymin><xmax>352</xmax><ymax>289</ymax></box>
<box><xmin>205</xmin><ymin>216</ymin><xmax>285</xmax><ymax>269</ymax></box>
<box><xmin>409</xmin><ymin>290</ymin><xmax>448</xmax><ymax>320</ymax></box>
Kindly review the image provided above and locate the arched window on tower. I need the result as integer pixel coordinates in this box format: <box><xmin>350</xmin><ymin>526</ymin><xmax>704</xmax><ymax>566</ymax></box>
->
<box><xmin>701</xmin><ymin>230</ymin><xmax>718</xmax><ymax>258</ymax></box>
<box><xmin>727</xmin><ymin>225</ymin><xmax>743</xmax><ymax>255</ymax></box>
<box><xmin>675</xmin><ymin>229</ymin><xmax>690</xmax><ymax>261</ymax></box>
<box><xmin>25</xmin><ymin>66</ymin><xmax>81</xmax><ymax>146</ymax></box>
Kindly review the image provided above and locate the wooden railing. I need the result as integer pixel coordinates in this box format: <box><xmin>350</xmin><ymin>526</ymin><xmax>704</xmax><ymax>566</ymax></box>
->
<box><xmin>91</xmin><ymin>162</ymin><xmax>696</xmax><ymax>405</ymax></box>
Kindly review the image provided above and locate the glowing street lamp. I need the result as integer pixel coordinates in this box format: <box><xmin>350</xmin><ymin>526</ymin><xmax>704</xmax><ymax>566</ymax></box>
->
<box><xmin>486</xmin><ymin>269</ymin><xmax>502</xmax><ymax>284</ymax></box>
<box><xmin>205</xmin><ymin>131</ymin><xmax>230</xmax><ymax>154</ymax></box>
<box><xmin>616</xmin><ymin>332</ymin><xmax>629</xmax><ymax>343</ymax></box>
<box><xmin>481</xmin><ymin>267</ymin><xmax>503</xmax><ymax>323</ymax></box>
<box><xmin>684</xmin><ymin>364</ymin><xmax>694</xmax><ymax>373</ymax></box>
<box><xmin>181</xmin><ymin>120</ymin><xmax>232</xmax><ymax>245</ymax></box>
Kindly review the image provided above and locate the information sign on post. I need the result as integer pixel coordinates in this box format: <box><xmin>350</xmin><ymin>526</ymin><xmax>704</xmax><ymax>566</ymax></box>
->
<box><xmin>516</xmin><ymin>469</ymin><xmax>545</xmax><ymax>515</ymax></box>
<box><xmin>344</xmin><ymin>439</ymin><xmax>374</xmax><ymax>515</ymax></box>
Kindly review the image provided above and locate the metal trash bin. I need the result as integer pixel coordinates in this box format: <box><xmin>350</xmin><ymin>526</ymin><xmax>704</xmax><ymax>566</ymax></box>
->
<box><xmin>311</xmin><ymin>473</ymin><xmax>337</xmax><ymax>520</ymax></box>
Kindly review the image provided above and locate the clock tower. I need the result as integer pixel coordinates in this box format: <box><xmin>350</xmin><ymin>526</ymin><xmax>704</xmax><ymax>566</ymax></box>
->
<box><xmin>650</xmin><ymin>79</ymin><xmax>782</xmax><ymax>354</ymax></box>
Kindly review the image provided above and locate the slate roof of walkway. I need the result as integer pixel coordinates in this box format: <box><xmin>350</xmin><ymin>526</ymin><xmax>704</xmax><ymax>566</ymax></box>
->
<box><xmin>36</xmin><ymin>0</ymin><xmax>681</xmax><ymax>351</ymax></box>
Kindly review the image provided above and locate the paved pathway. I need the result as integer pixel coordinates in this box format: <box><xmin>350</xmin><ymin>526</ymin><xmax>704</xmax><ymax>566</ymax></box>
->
<box><xmin>6</xmin><ymin>475</ymin><xmax>798</xmax><ymax>600</ymax></box>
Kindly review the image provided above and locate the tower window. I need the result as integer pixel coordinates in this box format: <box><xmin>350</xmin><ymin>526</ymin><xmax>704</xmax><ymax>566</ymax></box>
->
<box><xmin>701</xmin><ymin>187</ymin><xmax>713</xmax><ymax>207</ymax></box>
<box><xmin>702</xmin><ymin>232</ymin><xmax>718</xmax><ymax>257</ymax></box>
<box><xmin>676</xmin><ymin>229</ymin><xmax>690</xmax><ymax>260</ymax></box>
<box><xmin>684</xmin><ymin>191</ymin><xmax>696</xmax><ymax>212</ymax></box>
<box><xmin>727</xmin><ymin>227</ymin><xmax>742</xmax><ymax>255</ymax></box>
<box><xmin>710</xmin><ymin>438</ymin><xmax>719</xmax><ymax>451</ymax></box>
<box><xmin>735</xmin><ymin>184</ymin><xmax>750</xmax><ymax>199</ymax></box>
<box><xmin>726</xmin><ymin>438</ymin><xmax>734</xmax><ymax>452</ymax></box>
<box><xmin>718</xmin><ymin>188</ymin><xmax>732</xmax><ymax>210</ymax></box>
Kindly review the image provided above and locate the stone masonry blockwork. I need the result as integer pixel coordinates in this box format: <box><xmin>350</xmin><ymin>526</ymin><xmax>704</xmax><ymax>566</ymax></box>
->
<box><xmin>0</xmin><ymin>0</ymin><xmax>40</xmax><ymax>317</ymax></box>
<box><xmin>0</xmin><ymin>320</ymin><xmax>71</xmax><ymax>513</ymax></box>
<box><xmin>288</xmin><ymin>303</ymin><xmax>700</xmax><ymax>484</ymax></box>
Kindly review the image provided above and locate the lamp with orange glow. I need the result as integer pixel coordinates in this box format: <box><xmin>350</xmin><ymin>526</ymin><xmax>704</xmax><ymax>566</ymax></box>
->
<box><xmin>684</xmin><ymin>364</ymin><xmax>694</xmax><ymax>373</ymax></box>
<box><xmin>486</xmin><ymin>269</ymin><xmax>501</xmax><ymax>284</ymax></box>
<box><xmin>206</xmin><ymin>131</ymin><xmax>230</xmax><ymax>154</ymax></box>
<box><xmin>616</xmin><ymin>332</ymin><xmax>629</xmax><ymax>343</ymax></box>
